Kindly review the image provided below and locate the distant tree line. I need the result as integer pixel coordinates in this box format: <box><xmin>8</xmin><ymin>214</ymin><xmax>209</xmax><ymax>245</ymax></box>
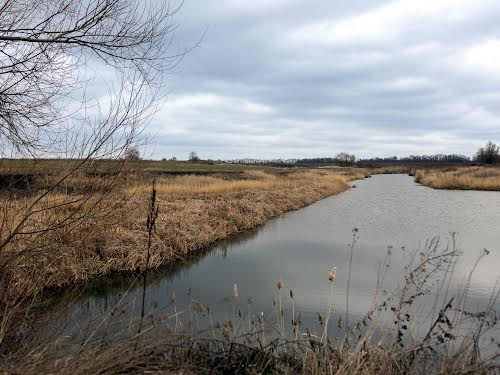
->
<box><xmin>221</xmin><ymin>153</ymin><xmax>356</xmax><ymax>167</ymax></box>
<box><xmin>222</xmin><ymin>154</ymin><xmax>469</xmax><ymax>167</ymax></box>
<box><xmin>173</xmin><ymin>141</ymin><xmax>499</xmax><ymax>167</ymax></box>
<box><xmin>360</xmin><ymin>154</ymin><xmax>471</xmax><ymax>164</ymax></box>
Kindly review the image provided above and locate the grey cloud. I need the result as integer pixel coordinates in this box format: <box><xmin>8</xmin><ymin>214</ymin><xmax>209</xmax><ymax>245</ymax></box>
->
<box><xmin>147</xmin><ymin>0</ymin><xmax>500</xmax><ymax>159</ymax></box>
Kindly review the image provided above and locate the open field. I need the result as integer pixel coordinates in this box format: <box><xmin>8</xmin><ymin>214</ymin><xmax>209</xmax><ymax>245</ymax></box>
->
<box><xmin>0</xmin><ymin>158</ymin><xmax>273</xmax><ymax>175</ymax></box>
<box><xmin>414</xmin><ymin>166</ymin><xmax>500</xmax><ymax>191</ymax></box>
<box><xmin>0</xmin><ymin>166</ymin><xmax>366</xmax><ymax>302</ymax></box>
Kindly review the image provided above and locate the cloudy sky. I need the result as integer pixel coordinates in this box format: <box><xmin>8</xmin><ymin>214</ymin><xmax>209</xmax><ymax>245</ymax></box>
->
<box><xmin>148</xmin><ymin>0</ymin><xmax>500</xmax><ymax>160</ymax></box>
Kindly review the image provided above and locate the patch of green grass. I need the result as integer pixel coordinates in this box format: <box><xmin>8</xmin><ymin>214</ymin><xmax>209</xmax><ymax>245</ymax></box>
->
<box><xmin>0</xmin><ymin>158</ymin><xmax>282</xmax><ymax>176</ymax></box>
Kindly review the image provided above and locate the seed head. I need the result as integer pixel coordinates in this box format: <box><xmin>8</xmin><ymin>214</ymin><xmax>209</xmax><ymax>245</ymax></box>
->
<box><xmin>223</xmin><ymin>325</ymin><xmax>231</xmax><ymax>341</ymax></box>
<box><xmin>328</xmin><ymin>266</ymin><xmax>337</xmax><ymax>282</ymax></box>
<box><xmin>232</xmin><ymin>283</ymin><xmax>239</xmax><ymax>301</ymax></box>
<box><xmin>192</xmin><ymin>299</ymin><xmax>204</xmax><ymax>313</ymax></box>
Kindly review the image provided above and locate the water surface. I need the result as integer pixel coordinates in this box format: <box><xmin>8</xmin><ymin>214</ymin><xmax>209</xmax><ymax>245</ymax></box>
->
<box><xmin>43</xmin><ymin>174</ymin><xmax>500</xmax><ymax>341</ymax></box>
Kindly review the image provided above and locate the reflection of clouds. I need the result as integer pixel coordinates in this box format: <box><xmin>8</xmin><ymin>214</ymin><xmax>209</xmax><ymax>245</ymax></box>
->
<box><xmin>42</xmin><ymin>176</ymin><xmax>500</xmax><ymax>342</ymax></box>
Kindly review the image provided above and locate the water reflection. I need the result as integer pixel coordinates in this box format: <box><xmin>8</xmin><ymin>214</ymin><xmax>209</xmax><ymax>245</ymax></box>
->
<box><xmin>40</xmin><ymin>174</ymin><xmax>500</xmax><ymax>343</ymax></box>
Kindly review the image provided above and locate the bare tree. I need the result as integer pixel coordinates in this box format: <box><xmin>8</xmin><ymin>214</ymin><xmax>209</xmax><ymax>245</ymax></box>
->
<box><xmin>0</xmin><ymin>0</ymin><xmax>193</xmax><ymax>316</ymax></box>
<box><xmin>124</xmin><ymin>145</ymin><xmax>141</xmax><ymax>161</ymax></box>
<box><xmin>0</xmin><ymin>0</ymin><xmax>189</xmax><ymax>155</ymax></box>
<box><xmin>189</xmin><ymin>151</ymin><xmax>200</xmax><ymax>162</ymax></box>
<box><xmin>335</xmin><ymin>152</ymin><xmax>356</xmax><ymax>167</ymax></box>
<box><xmin>475</xmin><ymin>141</ymin><xmax>499</xmax><ymax>164</ymax></box>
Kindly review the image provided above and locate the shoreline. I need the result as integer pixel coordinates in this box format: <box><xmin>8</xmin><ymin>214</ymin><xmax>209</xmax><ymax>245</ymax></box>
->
<box><xmin>1</xmin><ymin>169</ymin><xmax>366</xmax><ymax>303</ymax></box>
<box><xmin>4</xmin><ymin>165</ymin><xmax>499</xmax><ymax>303</ymax></box>
<box><xmin>414</xmin><ymin>166</ymin><xmax>500</xmax><ymax>191</ymax></box>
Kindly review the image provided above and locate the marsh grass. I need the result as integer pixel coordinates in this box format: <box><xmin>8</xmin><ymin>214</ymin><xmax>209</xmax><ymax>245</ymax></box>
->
<box><xmin>0</xmin><ymin>168</ymin><xmax>364</xmax><ymax>304</ymax></box>
<box><xmin>2</xmin><ymin>235</ymin><xmax>498</xmax><ymax>374</ymax></box>
<box><xmin>2</xmin><ymin>165</ymin><xmax>499</xmax><ymax>374</ymax></box>
<box><xmin>415</xmin><ymin>166</ymin><xmax>500</xmax><ymax>191</ymax></box>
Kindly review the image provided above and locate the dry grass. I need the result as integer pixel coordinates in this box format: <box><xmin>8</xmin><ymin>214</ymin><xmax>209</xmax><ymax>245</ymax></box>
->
<box><xmin>415</xmin><ymin>166</ymin><xmax>500</xmax><ymax>191</ymax></box>
<box><xmin>3</xmin><ymin>236</ymin><xmax>497</xmax><ymax>375</ymax></box>
<box><xmin>0</xmin><ymin>168</ymin><xmax>365</xmax><ymax>302</ymax></box>
<box><xmin>1</xmin><ymin>165</ymin><xmax>498</xmax><ymax>374</ymax></box>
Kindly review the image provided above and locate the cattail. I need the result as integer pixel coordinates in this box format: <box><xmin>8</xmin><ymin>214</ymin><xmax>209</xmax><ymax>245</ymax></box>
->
<box><xmin>292</xmin><ymin>311</ymin><xmax>300</xmax><ymax>327</ymax></box>
<box><xmin>223</xmin><ymin>325</ymin><xmax>231</xmax><ymax>341</ymax></box>
<box><xmin>192</xmin><ymin>299</ymin><xmax>204</xmax><ymax>313</ymax></box>
<box><xmin>232</xmin><ymin>283</ymin><xmax>239</xmax><ymax>301</ymax></box>
<box><xmin>328</xmin><ymin>266</ymin><xmax>337</xmax><ymax>282</ymax></box>
<box><xmin>277</xmin><ymin>278</ymin><xmax>284</xmax><ymax>290</ymax></box>
<box><xmin>258</xmin><ymin>312</ymin><xmax>264</xmax><ymax>324</ymax></box>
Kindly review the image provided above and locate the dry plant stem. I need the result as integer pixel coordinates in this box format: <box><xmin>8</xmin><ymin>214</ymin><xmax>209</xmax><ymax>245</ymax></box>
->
<box><xmin>260</xmin><ymin>313</ymin><xmax>266</xmax><ymax>347</ymax></box>
<box><xmin>290</xmin><ymin>290</ymin><xmax>299</xmax><ymax>341</ymax></box>
<box><xmin>322</xmin><ymin>282</ymin><xmax>335</xmax><ymax>344</ymax></box>
<box><xmin>279</xmin><ymin>292</ymin><xmax>284</xmax><ymax>336</ymax></box>
<box><xmin>248</xmin><ymin>299</ymin><xmax>252</xmax><ymax>334</ymax></box>
<box><xmin>232</xmin><ymin>283</ymin><xmax>238</xmax><ymax>338</ymax></box>
<box><xmin>275</xmin><ymin>278</ymin><xmax>285</xmax><ymax>337</ymax></box>
<box><xmin>322</xmin><ymin>266</ymin><xmax>337</xmax><ymax>344</ymax></box>
<box><xmin>208</xmin><ymin>307</ymin><xmax>216</xmax><ymax>339</ymax></box>
<box><xmin>345</xmin><ymin>228</ymin><xmax>358</xmax><ymax>343</ymax></box>
<box><xmin>170</xmin><ymin>293</ymin><xmax>183</xmax><ymax>334</ymax></box>
<box><xmin>188</xmin><ymin>289</ymin><xmax>193</xmax><ymax>336</ymax></box>
<box><xmin>138</xmin><ymin>180</ymin><xmax>159</xmax><ymax>336</ymax></box>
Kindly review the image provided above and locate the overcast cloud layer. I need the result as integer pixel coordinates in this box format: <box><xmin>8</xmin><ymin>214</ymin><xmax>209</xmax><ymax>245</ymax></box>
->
<box><xmin>147</xmin><ymin>0</ymin><xmax>500</xmax><ymax>160</ymax></box>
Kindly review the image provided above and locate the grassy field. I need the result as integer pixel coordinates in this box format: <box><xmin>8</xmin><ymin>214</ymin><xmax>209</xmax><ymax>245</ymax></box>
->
<box><xmin>0</xmin><ymin>158</ymin><xmax>272</xmax><ymax>175</ymax></box>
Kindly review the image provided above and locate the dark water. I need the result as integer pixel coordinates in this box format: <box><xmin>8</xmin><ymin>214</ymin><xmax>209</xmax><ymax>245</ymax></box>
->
<box><xmin>42</xmin><ymin>174</ymin><xmax>500</xmax><ymax>343</ymax></box>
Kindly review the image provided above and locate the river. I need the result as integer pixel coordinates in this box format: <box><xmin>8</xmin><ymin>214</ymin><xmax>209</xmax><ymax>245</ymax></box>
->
<box><xmin>40</xmin><ymin>174</ymin><xmax>500</xmax><ymax>345</ymax></box>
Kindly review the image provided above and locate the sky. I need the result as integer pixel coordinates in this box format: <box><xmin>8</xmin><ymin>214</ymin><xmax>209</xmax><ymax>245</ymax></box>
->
<box><xmin>146</xmin><ymin>0</ymin><xmax>500</xmax><ymax>160</ymax></box>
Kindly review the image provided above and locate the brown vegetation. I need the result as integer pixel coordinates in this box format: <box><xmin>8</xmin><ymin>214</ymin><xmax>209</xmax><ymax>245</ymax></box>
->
<box><xmin>0</xmin><ymin>168</ymin><xmax>364</xmax><ymax>303</ymax></box>
<box><xmin>414</xmin><ymin>166</ymin><xmax>500</xmax><ymax>191</ymax></box>
<box><xmin>3</xmin><ymin>236</ymin><xmax>497</xmax><ymax>375</ymax></box>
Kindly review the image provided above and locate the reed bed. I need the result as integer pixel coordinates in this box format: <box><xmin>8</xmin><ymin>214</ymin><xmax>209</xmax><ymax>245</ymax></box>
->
<box><xmin>0</xmin><ymin>168</ymin><xmax>364</xmax><ymax>302</ymax></box>
<box><xmin>415</xmin><ymin>166</ymin><xmax>500</xmax><ymax>191</ymax></box>
<box><xmin>3</xmin><ymin>236</ymin><xmax>497</xmax><ymax>374</ymax></box>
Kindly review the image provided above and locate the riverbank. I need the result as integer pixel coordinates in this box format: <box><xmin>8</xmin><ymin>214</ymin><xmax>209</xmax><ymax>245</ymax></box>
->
<box><xmin>8</xmin><ymin>328</ymin><xmax>497</xmax><ymax>375</ymax></box>
<box><xmin>414</xmin><ymin>166</ymin><xmax>500</xmax><ymax>190</ymax></box>
<box><xmin>4</xmin><ymin>162</ymin><xmax>499</xmax><ymax>302</ymax></box>
<box><xmin>2</xmin><ymin>171</ymin><xmax>498</xmax><ymax>375</ymax></box>
<box><xmin>0</xmin><ymin>168</ymin><xmax>365</xmax><ymax>302</ymax></box>
<box><xmin>4</xmin><ymin>232</ymin><xmax>497</xmax><ymax>375</ymax></box>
